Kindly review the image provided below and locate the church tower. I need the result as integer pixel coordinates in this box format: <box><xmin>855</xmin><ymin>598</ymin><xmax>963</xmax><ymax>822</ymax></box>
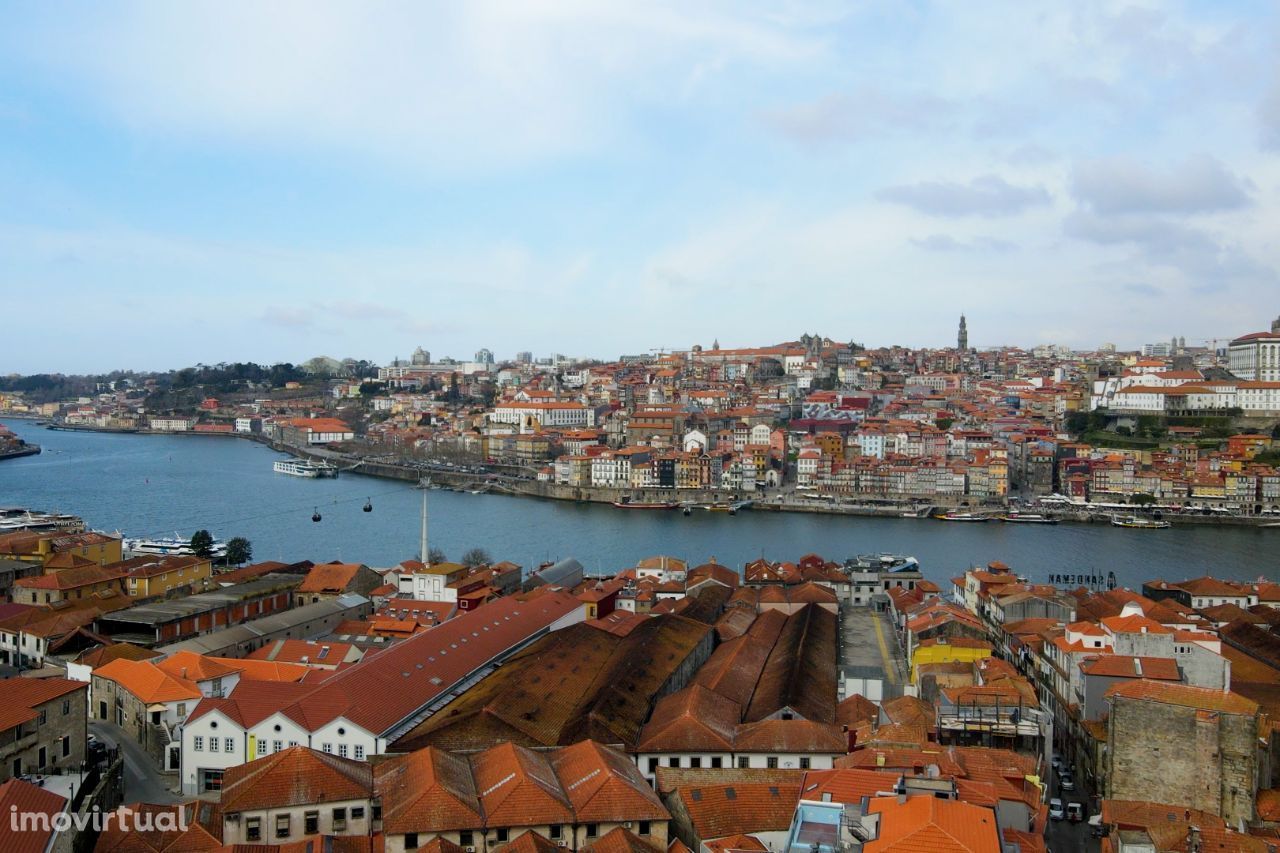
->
<box><xmin>958</xmin><ymin>314</ymin><xmax>969</xmax><ymax>351</ymax></box>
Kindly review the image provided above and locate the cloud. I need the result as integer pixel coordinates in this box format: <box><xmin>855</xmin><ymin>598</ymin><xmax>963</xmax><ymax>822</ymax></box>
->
<box><xmin>911</xmin><ymin>234</ymin><xmax>1017</xmax><ymax>252</ymax></box>
<box><xmin>876</xmin><ymin>175</ymin><xmax>1051</xmax><ymax>217</ymax></box>
<box><xmin>762</xmin><ymin>86</ymin><xmax>954</xmax><ymax>145</ymax></box>
<box><xmin>1261</xmin><ymin>79</ymin><xmax>1280</xmax><ymax>150</ymax></box>
<box><xmin>260</xmin><ymin>306</ymin><xmax>315</xmax><ymax>329</ymax></box>
<box><xmin>1070</xmin><ymin>154</ymin><xmax>1251</xmax><ymax>215</ymax></box>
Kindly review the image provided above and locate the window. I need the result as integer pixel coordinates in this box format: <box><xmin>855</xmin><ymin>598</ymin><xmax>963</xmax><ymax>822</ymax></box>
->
<box><xmin>225</xmin><ymin>737</ymin><xmax>235</xmax><ymax>753</ymax></box>
<box><xmin>404</xmin><ymin>833</ymin><xmax>419</xmax><ymax>850</ymax></box>
<box><xmin>209</xmin><ymin>738</ymin><xmax>219</xmax><ymax>753</ymax></box>
<box><xmin>586</xmin><ymin>824</ymin><xmax>598</xmax><ymax>838</ymax></box>
<box><xmin>711</xmin><ymin>756</ymin><xmax>722</xmax><ymax>769</ymax></box>
<box><xmin>62</xmin><ymin>700</ymin><xmax>70</xmax><ymax>715</ymax></box>
<box><xmin>304</xmin><ymin>811</ymin><xmax>319</xmax><ymax>834</ymax></box>
<box><xmin>800</xmin><ymin>757</ymin><xmax>811</xmax><ymax>769</ymax></box>
<box><xmin>338</xmin><ymin>744</ymin><xmax>348</xmax><ymax>758</ymax></box>
<box><xmin>352</xmin><ymin>808</ymin><xmax>365</xmax><ymax>821</ymax></box>
<box><xmin>690</xmin><ymin>756</ymin><xmax>701</xmax><ymax>769</ymax></box>
<box><xmin>372</xmin><ymin>804</ymin><xmax>382</xmax><ymax>822</ymax></box>
<box><xmin>38</xmin><ymin>710</ymin><xmax>46</xmax><ymax>725</ymax></box>
<box><xmin>647</xmin><ymin>757</ymin><xmax>659</xmax><ymax>773</ymax></box>
<box><xmin>737</xmin><ymin>756</ymin><xmax>749</xmax><ymax>769</ymax></box>
<box><xmin>193</xmin><ymin>736</ymin><xmax>204</xmax><ymax>751</ymax></box>
<box><xmin>289</xmin><ymin>740</ymin><xmax>299</xmax><ymax>747</ymax></box>
<box><xmin>667</xmin><ymin>756</ymin><xmax>679</xmax><ymax>767</ymax></box>
<box><xmin>275</xmin><ymin>815</ymin><xmax>290</xmax><ymax>839</ymax></box>
<box><xmin>767</xmin><ymin>757</ymin><xmax>778</xmax><ymax>769</ymax></box>
<box><xmin>549</xmin><ymin>826</ymin><xmax>562</xmax><ymax>841</ymax></box>
<box><xmin>638</xmin><ymin>821</ymin><xmax>651</xmax><ymax>836</ymax></box>
<box><xmin>496</xmin><ymin>828</ymin><xmax>509</xmax><ymax>843</ymax></box>
<box><xmin>354</xmin><ymin>744</ymin><xmax>364</xmax><ymax>760</ymax></box>
<box><xmin>61</xmin><ymin>736</ymin><xmax>69</xmax><ymax>757</ymax></box>
<box><xmin>177</xmin><ymin>703</ymin><xmax>186</xmax><ymax>717</ymax></box>
<box><xmin>273</xmin><ymin>740</ymin><xmax>283</xmax><ymax>753</ymax></box>
<box><xmin>246</xmin><ymin>818</ymin><xmax>261</xmax><ymax>841</ymax></box>
<box><xmin>333</xmin><ymin>808</ymin><xmax>347</xmax><ymax>831</ymax></box>
<box><xmin>322</xmin><ymin>743</ymin><xmax>333</xmax><ymax>754</ymax></box>
<box><xmin>460</xmin><ymin>830</ymin><xmax>474</xmax><ymax>846</ymax></box>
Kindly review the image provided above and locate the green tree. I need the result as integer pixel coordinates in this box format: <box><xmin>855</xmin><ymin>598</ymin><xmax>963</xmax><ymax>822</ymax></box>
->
<box><xmin>224</xmin><ymin>537</ymin><xmax>253</xmax><ymax>566</ymax></box>
<box><xmin>460</xmin><ymin>547</ymin><xmax>492</xmax><ymax>567</ymax></box>
<box><xmin>190</xmin><ymin>529</ymin><xmax>215</xmax><ymax>559</ymax></box>
<box><xmin>1130</xmin><ymin>493</ymin><xmax>1156</xmax><ymax>506</ymax></box>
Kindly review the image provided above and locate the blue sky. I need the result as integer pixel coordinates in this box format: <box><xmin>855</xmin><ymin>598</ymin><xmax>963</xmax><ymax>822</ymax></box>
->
<box><xmin>2</xmin><ymin>1</ymin><xmax>1279</xmax><ymax>373</ymax></box>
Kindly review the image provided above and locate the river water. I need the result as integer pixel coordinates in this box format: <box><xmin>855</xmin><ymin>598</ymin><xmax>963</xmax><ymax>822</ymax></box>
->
<box><xmin>1</xmin><ymin>419</ymin><xmax>1276</xmax><ymax>589</ymax></box>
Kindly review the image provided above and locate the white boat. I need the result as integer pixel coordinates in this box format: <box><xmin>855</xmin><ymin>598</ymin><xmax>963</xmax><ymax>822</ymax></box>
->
<box><xmin>999</xmin><ymin>511</ymin><xmax>1058</xmax><ymax>525</ymax></box>
<box><xmin>124</xmin><ymin>536</ymin><xmax>228</xmax><ymax>559</ymax></box>
<box><xmin>274</xmin><ymin>459</ymin><xmax>339</xmax><ymax>478</ymax></box>
<box><xmin>1110</xmin><ymin>514</ymin><xmax>1170</xmax><ymax>529</ymax></box>
<box><xmin>0</xmin><ymin>509</ymin><xmax>86</xmax><ymax>533</ymax></box>
<box><xmin>936</xmin><ymin>510</ymin><xmax>989</xmax><ymax>522</ymax></box>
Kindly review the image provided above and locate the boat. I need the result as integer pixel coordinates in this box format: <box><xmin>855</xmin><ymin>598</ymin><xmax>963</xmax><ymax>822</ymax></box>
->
<box><xmin>273</xmin><ymin>459</ymin><xmax>339</xmax><ymax>478</ymax></box>
<box><xmin>124</xmin><ymin>536</ymin><xmax>228</xmax><ymax>559</ymax></box>
<box><xmin>1110</xmin><ymin>514</ymin><xmax>1170</xmax><ymax>529</ymax></box>
<box><xmin>0</xmin><ymin>508</ymin><xmax>86</xmax><ymax>533</ymax></box>
<box><xmin>611</xmin><ymin>497</ymin><xmax>679</xmax><ymax>510</ymax></box>
<box><xmin>846</xmin><ymin>554</ymin><xmax>921</xmax><ymax>573</ymax></box>
<box><xmin>999</xmin><ymin>511</ymin><xmax>1058</xmax><ymax>525</ymax></box>
<box><xmin>935</xmin><ymin>510</ymin><xmax>989</xmax><ymax>522</ymax></box>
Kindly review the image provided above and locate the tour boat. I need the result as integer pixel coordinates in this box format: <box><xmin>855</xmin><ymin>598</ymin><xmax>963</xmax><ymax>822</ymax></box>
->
<box><xmin>611</xmin><ymin>497</ymin><xmax>679</xmax><ymax>510</ymax></box>
<box><xmin>999</xmin><ymin>511</ymin><xmax>1058</xmax><ymax>525</ymax></box>
<box><xmin>1110</xmin><ymin>514</ymin><xmax>1170</xmax><ymax>529</ymax></box>
<box><xmin>273</xmin><ymin>459</ymin><xmax>339</xmax><ymax>478</ymax></box>
<box><xmin>125</xmin><ymin>536</ymin><xmax>228</xmax><ymax>559</ymax></box>
<box><xmin>935</xmin><ymin>510</ymin><xmax>989</xmax><ymax>522</ymax></box>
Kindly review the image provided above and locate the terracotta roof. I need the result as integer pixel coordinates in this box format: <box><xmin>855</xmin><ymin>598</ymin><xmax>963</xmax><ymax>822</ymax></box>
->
<box><xmin>1106</xmin><ymin>681</ymin><xmax>1259</xmax><ymax>715</ymax></box>
<box><xmin>495</xmin><ymin>831</ymin><xmax>560</xmax><ymax>853</ymax></box>
<box><xmin>0</xmin><ymin>677</ymin><xmax>85</xmax><ymax>733</ymax></box>
<box><xmin>744</xmin><ymin>605</ymin><xmax>837</xmax><ymax>724</ymax></box>
<box><xmin>583</xmin><ymin>827</ymin><xmax>663</xmax><ymax>853</ymax></box>
<box><xmin>836</xmin><ymin>694</ymin><xmax>879</xmax><ymax>729</ymax></box>
<box><xmin>154</xmin><ymin>650</ymin><xmax>240</xmax><ymax>682</ymax></box>
<box><xmin>550</xmin><ymin>739</ymin><xmax>667</xmax><ymax>822</ymax></box>
<box><xmin>799</xmin><ymin>768</ymin><xmax>902</xmax><ymax>804</ymax></box>
<box><xmin>472</xmin><ymin>742</ymin><xmax>574</xmax><ymax>828</ymax></box>
<box><xmin>866</xmin><ymin>795</ymin><xmax>1001</xmax><ymax>853</ymax></box>
<box><xmin>75</xmin><ymin>642</ymin><xmax>161</xmax><ymax>668</ymax></box>
<box><xmin>674</xmin><ymin>780</ymin><xmax>802</xmax><ymax>841</ymax></box>
<box><xmin>375</xmin><ymin>746</ymin><xmax>482</xmax><ymax>833</ymax></box>
<box><xmin>93</xmin><ymin>801</ymin><xmax>224</xmax><ymax>853</ymax></box>
<box><xmin>220</xmin><ymin>746</ymin><xmax>374</xmax><ymax>814</ymax></box>
<box><xmin>298</xmin><ymin>563</ymin><xmax>367</xmax><ymax>595</ymax></box>
<box><xmin>94</xmin><ymin>658</ymin><xmax>202</xmax><ymax>704</ymax></box>
<box><xmin>14</xmin><ymin>564</ymin><xmax>126</xmax><ymax>590</ymax></box>
<box><xmin>0</xmin><ymin>778</ymin><xmax>67</xmax><ymax>853</ymax></box>
<box><xmin>733</xmin><ymin>719</ymin><xmax>846</xmax><ymax>753</ymax></box>
<box><xmin>1079</xmin><ymin>655</ymin><xmax>1180</xmax><ymax>680</ymax></box>
<box><xmin>638</xmin><ymin>685</ymin><xmax>741</xmax><ymax>752</ymax></box>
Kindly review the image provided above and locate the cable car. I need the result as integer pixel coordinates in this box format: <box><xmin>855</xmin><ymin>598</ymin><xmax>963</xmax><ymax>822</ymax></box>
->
<box><xmin>363</xmin><ymin>498</ymin><xmax>373</xmax><ymax>513</ymax></box>
<box><xmin>312</xmin><ymin>508</ymin><xmax>322</xmax><ymax>523</ymax></box>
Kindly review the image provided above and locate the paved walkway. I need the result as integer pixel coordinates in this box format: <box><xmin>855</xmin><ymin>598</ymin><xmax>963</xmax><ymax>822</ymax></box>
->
<box><xmin>90</xmin><ymin>721</ymin><xmax>180</xmax><ymax>804</ymax></box>
<box><xmin>839</xmin><ymin>605</ymin><xmax>909</xmax><ymax>701</ymax></box>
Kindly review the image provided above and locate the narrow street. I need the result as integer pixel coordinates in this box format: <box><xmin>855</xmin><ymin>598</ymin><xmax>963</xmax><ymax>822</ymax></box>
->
<box><xmin>90</xmin><ymin>721</ymin><xmax>181</xmax><ymax>805</ymax></box>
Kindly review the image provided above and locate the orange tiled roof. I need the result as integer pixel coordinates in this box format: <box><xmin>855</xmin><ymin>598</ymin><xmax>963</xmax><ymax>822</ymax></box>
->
<box><xmin>220</xmin><ymin>746</ymin><xmax>374</xmax><ymax>814</ymax></box>
<box><xmin>866</xmin><ymin>795</ymin><xmax>1001</xmax><ymax>853</ymax></box>
<box><xmin>1106</xmin><ymin>681</ymin><xmax>1259</xmax><ymax>715</ymax></box>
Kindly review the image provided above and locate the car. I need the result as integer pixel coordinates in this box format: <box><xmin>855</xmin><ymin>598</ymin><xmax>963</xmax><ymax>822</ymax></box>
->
<box><xmin>1059</xmin><ymin>775</ymin><xmax>1076</xmax><ymax>792</ymax></box>
<box><xmin>1049</xmin><ymin>798</ymin><xmax>1065</xmax><ymax>820</ymax></box>
<box><xmin>1050</xmin><ymin>754</ymin><xmax>1062</xmax><ymax>770</ymax></box>
<box><xmin>1066</xmin><ymin>803</ymin><xmax>1085</xmax><ymax>823</ymax></box>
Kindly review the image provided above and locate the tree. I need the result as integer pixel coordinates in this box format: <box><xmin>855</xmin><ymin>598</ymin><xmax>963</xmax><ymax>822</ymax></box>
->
<box><xmin>224</xmin><ymin>537</ymin><xmax>253</xmax><ymax>566</ymax></box>
<box><xmin>190</xmin><ymin>529</ymin><xmax>215</xmax><ymax>559</ymax></box>
<box><xmin>1130</xmin><ymin>493</ymin><xmax>1156</xmax><ymax>506</ymax></box>
<box><xmin>460</xmin><ymin>547</ymin><xmax>492</xmax><ymax>567</ymax></box>
<box><xmin>428</xmin><ymin>547</ymin><xmax>448</xmax><ymax>564</ymax></box>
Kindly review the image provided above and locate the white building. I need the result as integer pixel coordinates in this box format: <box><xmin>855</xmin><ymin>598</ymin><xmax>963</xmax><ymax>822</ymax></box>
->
<box><xmin>1228</xmin><ymin>326</ymin><xmax>1280</xmax><ymax>382</ymax></box>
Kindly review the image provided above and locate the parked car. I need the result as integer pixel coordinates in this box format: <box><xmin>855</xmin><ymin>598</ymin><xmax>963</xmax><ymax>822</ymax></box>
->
<box><xmin>1049</xmin><ymin>798</ymin><xmax>1065</xmax><ymax>820</ymax></box>
<box><xmin>1060</xmin><ymin>774</ymin><xmax>1076</xmax><ymax>792</ymax></box>
<box><xmin>1051</xmin><ymin>754</ymin><xmax>1061</xmax><ymax>770</ymax></box>
<box><xmin>1066</xmin><ymin>802</ymin><xmax>1085</xmax><ymax>823</ymax></box>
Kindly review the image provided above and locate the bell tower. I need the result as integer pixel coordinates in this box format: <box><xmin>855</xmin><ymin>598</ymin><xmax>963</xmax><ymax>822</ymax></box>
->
<box><xmin>958</xmin><ymin>314</ymin><xmax>969</xmax><ymax>351</ymax></box>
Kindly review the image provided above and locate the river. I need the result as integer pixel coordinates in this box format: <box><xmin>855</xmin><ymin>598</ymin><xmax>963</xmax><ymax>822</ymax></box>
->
<box><xmin>1</xmin><ymin>419</ymin><xmax>1276</xmax><ymax>589</ymax></box>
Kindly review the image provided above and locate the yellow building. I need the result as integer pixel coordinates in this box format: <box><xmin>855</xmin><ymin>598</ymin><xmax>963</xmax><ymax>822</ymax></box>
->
<box><xmin>0</xmin><ymin>530</ymin><xmax>123</xmax><ymax>566</ymax></box>
<box><xmin>910</xmin><ymin>637</ymin><xmax>993</xmax><ymax>683</ymax></box>
<box><xmin>117</xmin><ymin>555</ymin><xmax>214</xmax><ymax>599</ymax></box>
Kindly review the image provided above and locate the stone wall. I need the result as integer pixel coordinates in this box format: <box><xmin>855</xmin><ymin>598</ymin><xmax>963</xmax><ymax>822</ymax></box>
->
<box><xmin>1107</xmin><ymin>695</ymin><xmax>1258</xmax><ymax>825</ymax></box>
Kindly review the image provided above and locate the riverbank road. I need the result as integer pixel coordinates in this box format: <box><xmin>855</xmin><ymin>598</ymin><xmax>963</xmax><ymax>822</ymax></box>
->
<box><xmin>839</xmin><ymin>605</ymin><xmax>909</xmax><ymax>702</ymax></box>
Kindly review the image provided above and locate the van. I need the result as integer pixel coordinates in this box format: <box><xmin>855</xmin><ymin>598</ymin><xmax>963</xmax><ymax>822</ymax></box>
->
<box><xmin>1066</xmin><ymin>802</ymin><xmax>1085</xmax><ymax>822</ymax></box>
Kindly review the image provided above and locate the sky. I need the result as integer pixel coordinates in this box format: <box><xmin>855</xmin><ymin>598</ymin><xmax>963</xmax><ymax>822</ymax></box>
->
<box><xmin>2</xmin><ymin>1</ymin><xmax>1280</xmax><ymax>374</ymax></box>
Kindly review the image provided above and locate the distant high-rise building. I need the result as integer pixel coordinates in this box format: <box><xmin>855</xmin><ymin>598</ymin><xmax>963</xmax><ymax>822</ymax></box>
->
<box><xmin>411</xmin><ymin>346</ymin><xmax>430</xmax><ymax>366</ymax></box>
<box><xmin>957</xmin><ymin>314</ymin><xmax>968</xmax><ymax>351</ymax></box>
<box><xmin>474</xmin><ymin>348</ymin><xmax>494</xmax><ymax>365</ymax></box>
<box><xmin>515</xmin><ymin>351</ymin><xmax>533</xmax><ymax>364</ymax></box>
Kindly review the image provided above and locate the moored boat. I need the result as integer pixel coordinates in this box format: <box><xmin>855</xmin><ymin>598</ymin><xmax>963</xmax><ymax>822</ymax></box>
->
<box><xmin>125</xmin><ymin>535</ymin><xmax>228</xmax><ymax>559</ymax></box>
<box><xmin>274</xmin><ymin>459</ymin><xmax>339</xmax><ymax>478</ymax></box>
<box><xmin>612</xmin><ymin>497</ymin><xmax>678</xmax><ymax>510</ymax></box>
<box><xmin>935</xmin><ymin>510</ymin><xmax>989</xmax><ymax>522</ymax></box>
<box><xmin>999</xmin><ymin>511</ymin><xmax>1058</xmax><ymax>525</ymax></box>
<box><xmin>1110</xmin><ymin>514</ymin><xmax>1170</xmax><ymax>529</ymax></box>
